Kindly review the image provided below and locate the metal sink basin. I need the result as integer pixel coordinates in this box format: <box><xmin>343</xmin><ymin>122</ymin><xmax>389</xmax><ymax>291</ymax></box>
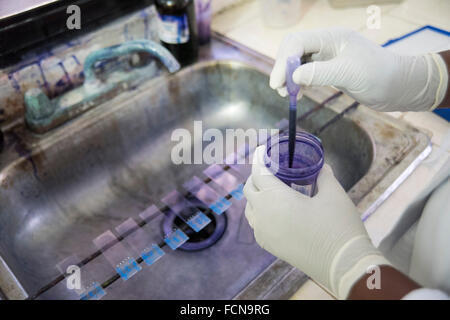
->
<box><xmin>0</xmin><ymin>36</ymin><xmax>430</xmax><ymax>300</ymax></box>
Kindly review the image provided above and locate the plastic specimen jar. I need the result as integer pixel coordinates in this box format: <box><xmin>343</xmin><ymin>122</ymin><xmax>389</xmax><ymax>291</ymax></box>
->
<box><xmin>264</xmin><ymin>132</ymin><xmax>324</xmax><ymax>196</ymax></box>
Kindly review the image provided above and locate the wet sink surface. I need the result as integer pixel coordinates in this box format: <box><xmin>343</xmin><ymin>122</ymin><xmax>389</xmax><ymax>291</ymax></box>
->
<box><xmin>0</xmin><ymin>37</ymin><xmax>430</xmax><ymax>299</ymax></box>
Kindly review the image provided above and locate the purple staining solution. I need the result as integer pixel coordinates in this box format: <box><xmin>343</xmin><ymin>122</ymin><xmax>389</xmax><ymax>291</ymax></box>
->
<box><xmin>265</xmin><ymin>132</ymin><xmax>324</xmax><ymax>197</ymax></box>
<box><xmin>285</xmin><ymin>56</ymin><xmax>302</xmax><ymax>168</ymax></box>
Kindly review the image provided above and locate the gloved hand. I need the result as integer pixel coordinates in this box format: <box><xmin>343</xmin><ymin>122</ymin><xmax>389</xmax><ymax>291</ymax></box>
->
<box><xmin>243</xmin><ymin>145</ymin><xmax>391</xmax><ymax>299</ymax></box>
<box><xmin>270</xmin><ymin>27</ymin><xmax>448</xmax><ymax>112</ymax></box>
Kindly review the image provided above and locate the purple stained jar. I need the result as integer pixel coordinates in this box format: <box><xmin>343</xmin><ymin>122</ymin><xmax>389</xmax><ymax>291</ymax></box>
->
<box><xmin>264</xmin><ymin>132</ymin><xmax>324</xmax><ymax>197</ymax></box>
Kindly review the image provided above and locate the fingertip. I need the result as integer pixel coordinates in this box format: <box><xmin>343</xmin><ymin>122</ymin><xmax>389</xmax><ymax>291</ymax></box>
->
<box><xmin>251</xmin><ymin>145</ymin><xmax>266</xmax><ymax>168</ymax></box>
<box><xmin>316</xmin><ymin>163</ymin><xmax>342</xmax><ymax>194</ymax></box>
<box><xmin>292</xmin><ymin>63</ymin><xmax>316</xmax><ymax>86</ymax></box>
<box><xmin>269</xmin><ymin>75</ymin><xmax>282</xmax><ymax>90</ymax></box>
<box><xmin>269</xmin><ymin>77</ymin><xmax>277</xmax><ymax>89</ymax></box>
<box><xmin>270</xmin><ymin>77</ymin><xmax>285</xmax><ymax>91</ymax></box>
<box><xmin>277</xmin><ymin>87</ymin><xmax>288</xmax><ymax>97</ymax></box>
<box><xmin>319</xmin><ymin>163</ymin><xmax>334</xmax><ymax>177</ymax></box>
<box><xmin>251</xmin><ymin>146</ymin><xmax>273</xmax><ymax>182</ymax></box>
<box><xmin>292</xmin><ymin>65</ymin><xmax>305</xmax><ymax>85</ymax></box>
<box><xmin>270</xmin><ymin>60</ymin><xmax>287</xmax><ymax>89</ymax></box>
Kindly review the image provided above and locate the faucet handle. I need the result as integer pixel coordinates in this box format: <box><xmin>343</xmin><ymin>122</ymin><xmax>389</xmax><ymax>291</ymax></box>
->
<box><xmin>24</xmin><ymin>88</ymin><xmax>55</xmax><ymax>121</ymax></box>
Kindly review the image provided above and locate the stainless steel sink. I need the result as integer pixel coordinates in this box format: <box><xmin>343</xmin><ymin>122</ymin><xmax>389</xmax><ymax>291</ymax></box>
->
<box><xmin>0</xmin><ymin>36</ymin><xmax>431</xmax><ymax>300</ymax></box>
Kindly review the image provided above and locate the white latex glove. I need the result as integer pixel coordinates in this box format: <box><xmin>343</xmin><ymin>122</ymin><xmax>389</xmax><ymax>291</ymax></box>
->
<box><xmin>243</xmin><ymin>145</ymin><xmax>391</xmax><ymax>299</ymax></box>
<box><xmin>270</xmin><ymin>27</ymin><xmax>448</xmax><ymax>112</ymax></box>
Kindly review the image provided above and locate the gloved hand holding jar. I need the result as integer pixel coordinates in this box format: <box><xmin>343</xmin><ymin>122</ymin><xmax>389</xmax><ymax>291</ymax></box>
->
<box><xmin>244</xmin><ymin>27</ymin><xmax>450</xmax><ymax>300</ymax></box>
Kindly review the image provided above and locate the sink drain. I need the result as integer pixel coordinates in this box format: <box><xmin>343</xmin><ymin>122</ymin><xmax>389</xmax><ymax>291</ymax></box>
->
<box><xmin>162</xmin><ymin>201</ymin><xmax>227</xmax><ymax>252</ymax></box>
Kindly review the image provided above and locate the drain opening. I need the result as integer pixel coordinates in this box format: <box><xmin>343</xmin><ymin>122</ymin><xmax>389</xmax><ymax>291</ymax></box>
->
<box><xmin>162</xmin><ymin>203</ymin><xmax>227</xmax><ymax>251</ymax></box>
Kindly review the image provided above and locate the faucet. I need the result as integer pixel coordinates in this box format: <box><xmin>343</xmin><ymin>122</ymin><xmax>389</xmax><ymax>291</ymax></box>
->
<box><xmin>24</xmin><ymin>40</ymin><xmax>180</xmax><ymax>134</ymax></box>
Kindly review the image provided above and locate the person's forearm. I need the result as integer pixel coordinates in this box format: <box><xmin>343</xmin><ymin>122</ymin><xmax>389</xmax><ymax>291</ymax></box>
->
<box><xmin>437</xmin><ymin>50</ymin><xmax>450</xmax><ymax>109</ymax></box>
<box><xmin>347</xmin><ymin>265</ymin><xmax>421</xmax><ymax>300</ymax></box>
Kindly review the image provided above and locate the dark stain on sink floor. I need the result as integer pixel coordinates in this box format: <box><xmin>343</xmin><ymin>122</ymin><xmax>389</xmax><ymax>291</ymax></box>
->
<box><xmin>5</xmin><ymin>130</ymin><xmax>42</xmax><ymax>183</ymax></box>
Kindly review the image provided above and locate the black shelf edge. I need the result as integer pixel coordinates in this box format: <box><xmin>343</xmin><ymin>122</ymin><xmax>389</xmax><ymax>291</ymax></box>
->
<box><xmin>0</xmin><ymin>0</ymin><xmax>154</xmax><ymax>68</ymax></box>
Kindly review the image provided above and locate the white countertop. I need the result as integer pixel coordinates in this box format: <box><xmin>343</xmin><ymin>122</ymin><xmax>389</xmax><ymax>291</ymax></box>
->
<box><xmin>212</xmin><ymin>0</ymin><xmax>450</xmax><ymax>300</ymax></box>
